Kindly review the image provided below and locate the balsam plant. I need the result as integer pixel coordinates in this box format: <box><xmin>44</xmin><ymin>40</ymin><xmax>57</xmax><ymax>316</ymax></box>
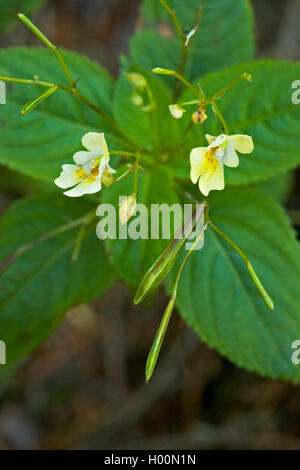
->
<box><xmin>1</xmin><ymin>0</ymin><xmax>300</xmax><ymax>383</ymax></box>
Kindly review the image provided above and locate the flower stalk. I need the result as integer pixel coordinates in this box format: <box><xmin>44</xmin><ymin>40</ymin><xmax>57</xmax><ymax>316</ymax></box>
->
<box><xmin>18</xmin><ymin>13</ymin><xmax>74</xmax><ymax>87</ymax></box>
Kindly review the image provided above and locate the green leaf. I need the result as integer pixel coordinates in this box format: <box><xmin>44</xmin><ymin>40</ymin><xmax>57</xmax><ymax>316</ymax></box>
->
<box><xmin>0</xmin><ymin>193</ymin><xmax>115</xmax><ymax>366</ymax></box>
<box><xmin>0</xmin><ymin>0</ymin><xmax>46</xmax><ymax>31</ymax></box>
<box><xmin>177</xmin><ymin>60</ymin><xmax>300</xmax><ymax>185</ymax></box>
<box><xmin>169</xmin><ymin>188</ymin><xmax>300</xmax><ymax>382</ymax></box>
<box><xmin>256</xmin><ymin>171</ymin><xmax>295</xmax><ymax>204</ymax></box>
<box><xmin>102</xmin><ymin>165</ymin><xmax>180</xmax><ymax>288</ymax></box>
<box><xmin>0</xmin><ymin>47</ymin><xmax>116</xmax><ymax>182</ymax></box>
<box><xmin>113</xmin><ymin>69</ymin><xmax>181</xmax><ymax>152</ymax></box>
<box><xmin>131</xmin><ymin>0</ymin><xmax>255</xmax><ymax>83</ymax></box>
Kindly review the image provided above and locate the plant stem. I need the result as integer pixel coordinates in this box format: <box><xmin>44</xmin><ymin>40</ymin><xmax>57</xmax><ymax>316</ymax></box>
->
<box><xmin>209</xmin><ymin>221</ymin><xmax>274</xmax><ymax>310</ymax></box>
<box><xmin>110</xmin><ymin>150</ymin><xmax>137</xmax><ymax>158</ymax></box>
<box><xmin>133</xmin><ymin>151</ymin><xmax>141</xmax><ymax>194</ymax></box>
<box><xmin>173</xmin><ymin>7</ymin><xmax>203</xmax><ymax>100</ymax></box>
<box><xmin>173</xmin><ymin>71</ymin><xmax>202</xmax><ymax>98</ymax></box>
<box><xmin>212</xmin><ymin>102</ymin><xmax>229</xmax><ymax>135</ymax></box>
<box><xmin>158</xmin><ymin>0</ymin><xmax>185</xmax><ymax>42</ymax></box>
<box><xmin>173</xmin><ymin>45</ymin><xmax>188</xmax><ymax>100</ymax></box>
<box><xmin>212</xmin><ymin>73</ymin><xmax>252</xmax><ymax>101</ymax></box>
<box><xmin>18</xmin><ymin>13</ymin><xmax>73</xmax><ymax>86</ymax></box>
<box><xmin>0</xmin><ymin>75</ymin><xmax>60</xmax><ymax>88</ymax></box>
<box><xmin>0</xmin><ymin>75</ymin><xmax>135</xmax><ymax>148</ymax></box>
<box><xmin>115</xmin><ymin>167</ymin><xmax>133</xmax><ymax>183</ymax></box>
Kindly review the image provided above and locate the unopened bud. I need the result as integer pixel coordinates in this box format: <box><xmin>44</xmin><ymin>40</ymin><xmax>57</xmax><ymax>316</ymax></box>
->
<box><xmin>131</xmin><ymin>91</ymin><xmax>144</xmax><ymax>107</ymax></box>
<box><xmin>243</xmin><ymin>73</ymin><xmax>252</xmax><ymax>82</ymax></box>
<box><xmin>126</xmin><ymin>72</ymin><xmax>147</xmax><ymax>90</ymax></box>
<box><xmin>102</xmin><ymin>168</ymin><xmax>115</xmax><ymax>187</ymax></box>
<box><xmin>119</xmin><ymin>194</ymin><xmax>137</xmax><ymax>224</ymax></box>
<box><xmin>192</xmin><ymin>105</ymin><xmax>207</xmax><ymax>124</ymax></box>
<box><xmin>169</xmin><ymin>104</ymin><xmax>185</xmax><ymax>119</ymax></box>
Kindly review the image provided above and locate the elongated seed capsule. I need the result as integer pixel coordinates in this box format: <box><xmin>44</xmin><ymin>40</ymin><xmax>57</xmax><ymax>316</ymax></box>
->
<box><xmin>134</xmin><ymin>203</ymin><xmax>206</xmax><ymax>305</ymax></box>
<box><xmin>17</xmin><ymin>13</ymin><xmax>55</xmax><ymax>49</ymax></box>
<box><xmin>152</xmin><ymin>67</ymin><xmax>176</xmax><ymax>75</ymax></box>
<box><xmin>20</xmin><ymin>86</ymin><xmax>58</xmax><ymax>115</ymax></box>
<box><xmin>145</xmin><ymin>295</ymin><xmax>175</xmax><ymax>382</ymax></box>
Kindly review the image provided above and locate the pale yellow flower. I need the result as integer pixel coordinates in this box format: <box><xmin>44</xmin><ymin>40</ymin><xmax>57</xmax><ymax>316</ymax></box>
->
<box><xmin>190</xmin><ymin>134</ymin><xmax>254</xmax><ymax>196</ymax></box>
<box><xmin>55</xmin><ymin>132</ymin><xmax>115</xmax><ymax>197</ymax></box>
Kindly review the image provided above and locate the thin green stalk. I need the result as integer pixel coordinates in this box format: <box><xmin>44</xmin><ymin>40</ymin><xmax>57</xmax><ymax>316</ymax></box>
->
<box><xmin>209</xmin><ymin>221</ymin><xmax>274</xmax><ymax>310</ymax></box>
<box><xmin>212</xmin><ymin>102</ymin><xmax>229</xmax><ymax>135</ymax></box>
<box><xmin>158</xmin><ymin>0</ymin><xmax>185</xmax><ymax>42</ymax></box>
<box><xmin>133</xmin><ymin>152</ymin><xmax>141</xmax><ymax>194</ymax></box>
<box><xmin>174</xmin><ymin>71</ymin><xmax>203</xmax><ymax>99</ymax></box>
<box><xmin>173</xmin><ymin>45</ymin><xmax>188</xmax><ymax>100</ymax></box>
<box><xmin>6</xmin><ymin>13</ymin><xmax>136</xmax><ymax>148</ymax></box>
<box><xmin>212</xmin><ymin>73</ymin><xmax>252</xmax><ymax>101</ymax></box>
<box><xmin>0</xmin><ymin>75</ymin><xmax>61</xmax><ymax>89</ymax></box>
<box><xmin>71</xmin><ymin>224</ymin><xmax>86</xmax><ymax>262</ymax></box>
<box><xmin>115</xmin><ymin>167</ymin><xmax>133</xmax><ymax>183</ymax></box>
<box><xmin>0</xmin><ymin>75</ymin><xmax>135</xmax><ymax>148</ymax></box>
<box><xmin>179</xmin><ymin>99</ymin><xmax>201</xmax><ymax>106</ymax></box>
<box><xmin>110</xmin><ymin>150</ymin><xmax>137</xmax><ymax>158</ymax></box>
<box><xmin>18</xmin><ymin>13</ymin><xmax>73</xmax><ymax>86</ymax></box>
<box><xmin>173</xmin><ymin>7</ymin><xmax>203</xmax><ymax>100</ymax></box>
<box><xmin>0</xmin><ymin>210</ymin><xmax>96</xmax><ymax>276</ymax></box>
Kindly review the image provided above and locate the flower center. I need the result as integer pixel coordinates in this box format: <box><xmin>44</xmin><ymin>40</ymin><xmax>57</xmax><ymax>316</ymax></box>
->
<box><xmin>205</xmin><ymin>148</ymin><xmax>219</xmax><ymax>172</ymax></box>
<box><xmin>75</xmin><ymin>168</ymin><xmax>88</xmax><ymax>180</ymax></box>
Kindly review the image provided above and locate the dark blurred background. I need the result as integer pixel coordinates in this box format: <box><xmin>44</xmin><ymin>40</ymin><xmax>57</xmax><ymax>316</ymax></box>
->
<box><xmin>0</xmin><ymin>0</ymin><xmax>300</xmax><ymax>450</ymax></box>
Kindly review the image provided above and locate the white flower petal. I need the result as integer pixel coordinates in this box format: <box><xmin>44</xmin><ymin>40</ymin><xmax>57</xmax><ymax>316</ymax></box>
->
<box><xmin>205</xmin><ymin>134</ymin><xmax>216</xmax><ymax>144</ymax></box>
<box><xmin>107</xmin><ymin>164</ymin><xmax>116</xmax><ymax>174</ymax></box>
<box><xmin>83</xmin><ymin>177</ymin><xmax>102</xmax><ymax>194</ymax></box>
<box><xmin>206</xmin><ymin>134</ymin><xmax>227</xmax><ymax>147</ymax></box>
<box><xmin>199</xmin><ymin>164</ymin><xmax>224</xmax><ymax>196</ymax></box>
<box><xmin>190</xmin><ymin>147</ymin><xmax>207</xmax><ymax>184</ymax></box>
<box><xmin>54</xmin><ymin>164</ymin><xmax>81</xmax><ymax>189</ymax></box>
<box><xmin>229</xmin><ymin>134</ymin><xmax>254</xmax><ymax>154</ymax></box>
<box><xmin>63</xmin><ymin>177</ymin><xmax>102</xmax><ymax>197</ymax></box>
<box><xmin>82</xmin><ymin>132</ymin><xmax>109</xmax><ymax>159</ymax></box>
<box><xmin>73</xmin><ymin>150</ymin><xmax>98</xmax><ymax>165</ymax></box>
<box><xmin>223</xmin><ymin>140</ymin><xmax>239</xmax><ymax>168</ymax></box>
<box><xmin>98</xmin><ymin>156</ymin><xmax>108</xmax><ymax>177</ymax></box>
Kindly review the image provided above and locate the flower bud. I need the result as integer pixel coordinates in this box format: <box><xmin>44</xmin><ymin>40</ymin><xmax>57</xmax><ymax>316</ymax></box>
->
<box><xmin>126</xmin><ymin>73</ymin><xmax>147</xmax><ymax>90</ymax></box>
<box><xmin>192</xmin><ymin>105</ymin><xmax>207</xmax><ymax>124</ymax></box>
<box><xmin>101</xmin><ymin>168</ymin><xmax>115</xmax><ymax>187</ymax></box>
<box><xmin>169</xmin><ymin>104</ymin><xmax>185</xmax><ymax>119</ymax></box>
<box><xmin>119</xmin><ymin>194</ymin><xmax>137</xmax><ymax>224</ymax></box>
<box><xmin>243</xmin><ymin>73</ymin><xmax>252</xmax><ymax>82</ymax></box>
<box><xmin>131</xmin><ymin>91</ymin><xmax>144</xmax><ymax>107</ymax></box>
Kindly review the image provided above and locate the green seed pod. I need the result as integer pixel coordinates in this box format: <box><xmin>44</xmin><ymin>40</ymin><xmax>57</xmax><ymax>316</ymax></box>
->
<box><xmin>145</xmin><ymin>295</ymin><xmax>175</xmax><ymax>382</ymax></box>
<box><xmin>152</xmin><ymin>67</ymin><xmax>176</xmax><ymax>75</ymax></box>
<box><xmin>20</xmin><ymin>86</ymin><xmax>58</xmax><ymax>115</ymax></box>
<box><xmin>134</xmin><ymin>203</ymin><xmax>206</xmax><ymax>305</ymax></box>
